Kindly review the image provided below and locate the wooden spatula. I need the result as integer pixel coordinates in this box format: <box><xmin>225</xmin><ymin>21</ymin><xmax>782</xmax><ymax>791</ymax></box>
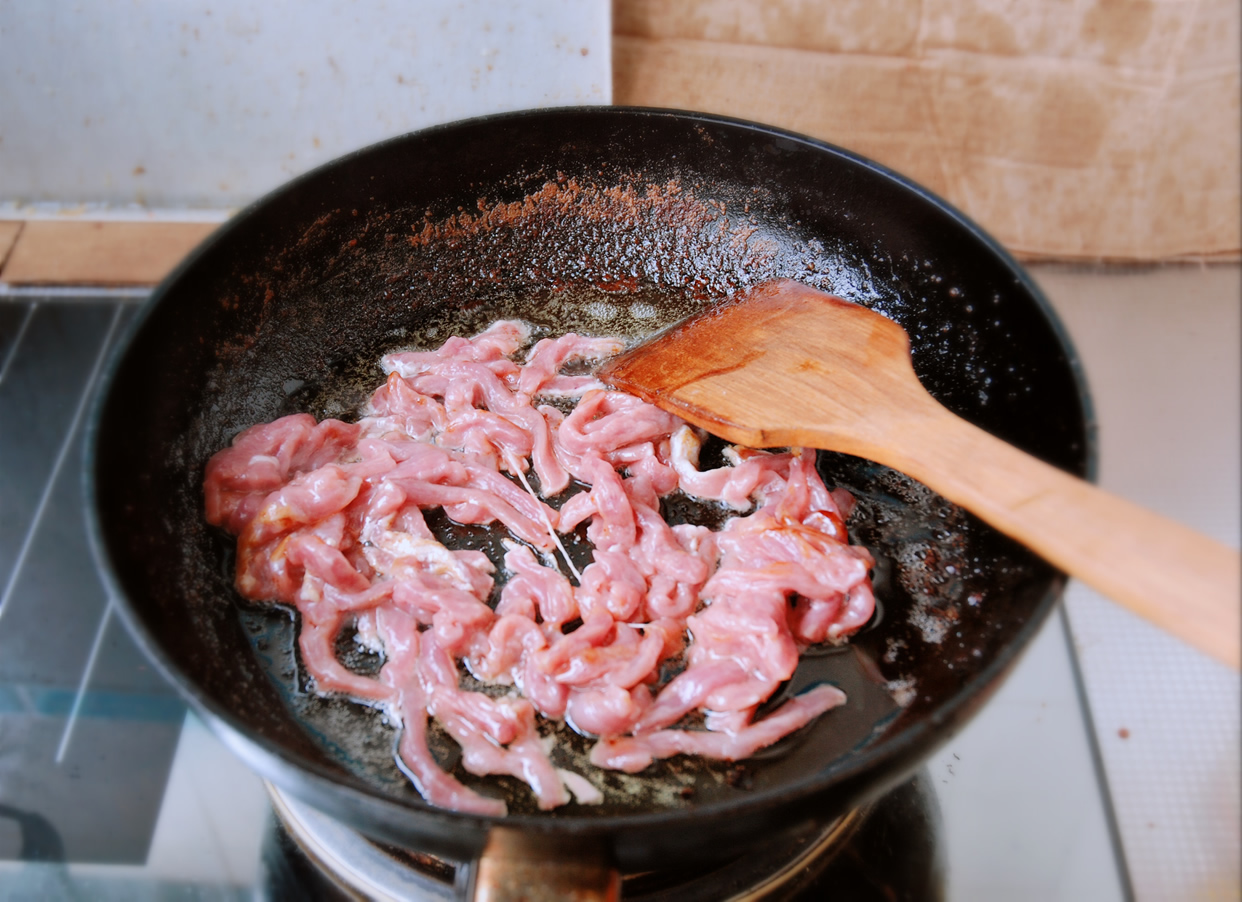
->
<box><xmin>598</xmin><ymin>279</ymin><xmax>1241</xmax><ymax>669</ymax></box>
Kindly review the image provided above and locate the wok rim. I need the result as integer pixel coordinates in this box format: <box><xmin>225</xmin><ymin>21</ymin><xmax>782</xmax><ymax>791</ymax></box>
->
<box><xmin>83</xmin><ymin>105</ymin><xmax>1099</xmax><ymax>844</ymax></box>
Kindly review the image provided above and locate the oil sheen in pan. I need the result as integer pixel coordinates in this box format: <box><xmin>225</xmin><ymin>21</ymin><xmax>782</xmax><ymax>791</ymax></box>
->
<box><xmin>229</xmin><ymin>287</ymin><xmax>990</xmax><ymax>817</ymax></box>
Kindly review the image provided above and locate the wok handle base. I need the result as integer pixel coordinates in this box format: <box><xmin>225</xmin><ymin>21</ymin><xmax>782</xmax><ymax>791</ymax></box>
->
<box><xmin>460</xmin><ymin>827</ymin><xmax>620</xmax><ymax>902</ymax></box>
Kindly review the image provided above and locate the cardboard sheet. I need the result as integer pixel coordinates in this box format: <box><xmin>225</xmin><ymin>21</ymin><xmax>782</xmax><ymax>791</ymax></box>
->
<box><xmin>613</xmin><ymin>0</ymin><xmax>1240</xmax><ymax>262</ymax></box>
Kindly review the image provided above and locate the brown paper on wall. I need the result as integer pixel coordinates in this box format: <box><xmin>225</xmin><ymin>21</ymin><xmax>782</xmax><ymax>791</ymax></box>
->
<box><xmin>613</xmin><ymin>0</ymin><xmax>1240</xmax><ymax>262</ymax></box>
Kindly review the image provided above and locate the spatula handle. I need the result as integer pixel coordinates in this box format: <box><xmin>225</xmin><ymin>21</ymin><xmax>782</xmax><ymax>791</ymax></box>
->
<box><xmin>874</xmin><ymin>404</ymin><xmax>1240</xmax><ymax>669</ymax></box>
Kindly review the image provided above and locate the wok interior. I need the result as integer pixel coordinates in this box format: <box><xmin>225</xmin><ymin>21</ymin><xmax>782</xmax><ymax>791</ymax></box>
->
<box><xmin>93</xmin><ymin>110</ymin><xmax>1087</xmax><ymax>849</ymax></box>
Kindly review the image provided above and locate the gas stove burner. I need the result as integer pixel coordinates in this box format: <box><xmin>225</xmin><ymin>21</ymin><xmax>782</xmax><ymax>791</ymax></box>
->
<box><xmin>261</xmin><ymin>772</ymin><xmax>944</xmax><ymax>901</ymax></box>
<box><xmin>265</xmin><ymin>784</ymin><xmax>858</xmax><ymax>901</ymax></box>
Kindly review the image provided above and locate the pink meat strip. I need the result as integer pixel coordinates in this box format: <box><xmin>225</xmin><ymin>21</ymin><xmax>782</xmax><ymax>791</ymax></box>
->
<box><xmin>669</xmin><ymin>426</ymin><xmax>791</xmax><ymax>510</ymax></box>
<box><xmin>417</xmin><ymin>633</ymin><xmax>570</xmax><ymax>810</ymax></box>
<box><xmin>518</xmin><ymin>333</ymin><xmax>625</xmax><ymax>396</ymax></box>
<box><xmin>497</xmin><ymin>544</ymin><xmax>578</xmax><ymax>630</ymax></box>
<box><xmin>375</xmin><ymin>606</ymin><xmax>507</xmax><ymax>816</ymax></box>
<box><xmin>588</xmin><ymin>684</ymin><xmax>848</xmax><ymax>773</ymax></box>
<box><xmin>558</xmin><ymin>390</ymin><xmax>679</xmax><ymax>453</ymax></box>
<box><xmin>297</xmin><ymin>582</ymin><xmax>396</xmax><ymax>705</ymax></box>
<box><xmin>203</xmin><ymin>319</ymin><xmax>876</xmax><ymax>816</ymax></box>
<box><xmin>204</xmin><ymin>416</ymin><xmax>362</xmax><ymax>534</ymax></box>
<box><xmin>365</xmin><ymin>372</ymin><xmax>447</xmax><ymax>439</ymax></box>
<box><xmin>382</xmin><ymin>320</ymin><xmax>529</xmax><ymax>382</ymax></box>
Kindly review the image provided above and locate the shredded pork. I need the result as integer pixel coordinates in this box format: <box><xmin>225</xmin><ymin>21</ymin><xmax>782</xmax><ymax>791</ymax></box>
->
<box><xmin>203</xmin><ymin>320</ymin><xmax>874</xmax><ymax>814</ymax></box>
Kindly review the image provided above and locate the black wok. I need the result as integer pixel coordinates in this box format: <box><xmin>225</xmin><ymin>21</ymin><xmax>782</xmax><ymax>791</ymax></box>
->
<box><xmin>86</xmin><ymin>108</ymin><xmax>1091</xmax><ymax>875</ymax></box>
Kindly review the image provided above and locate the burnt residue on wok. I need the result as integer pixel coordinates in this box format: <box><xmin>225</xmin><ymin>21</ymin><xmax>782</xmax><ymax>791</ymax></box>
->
<box><xmin>91</xmin><ymin>109</ymin><xmax>1088</xmax><ymax>860</ymax></box>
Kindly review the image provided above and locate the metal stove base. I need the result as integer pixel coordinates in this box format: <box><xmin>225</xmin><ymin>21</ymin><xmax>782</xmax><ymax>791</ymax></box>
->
<box><xmin>260</xmin><ymin>771</ymin><xmax>943</xmax><ymax>901</ymax></box>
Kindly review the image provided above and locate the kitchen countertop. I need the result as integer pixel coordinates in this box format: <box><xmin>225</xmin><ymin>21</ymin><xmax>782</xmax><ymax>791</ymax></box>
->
<box><xmin>923</xmin><ymin>262</ymin><xmax>1239</xmax><ymax>901</ymax></box>
<box><xmin>1032</xmin><ymin>263</ymin><xmax>1240</xmax><ymax>901</ymax></box>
